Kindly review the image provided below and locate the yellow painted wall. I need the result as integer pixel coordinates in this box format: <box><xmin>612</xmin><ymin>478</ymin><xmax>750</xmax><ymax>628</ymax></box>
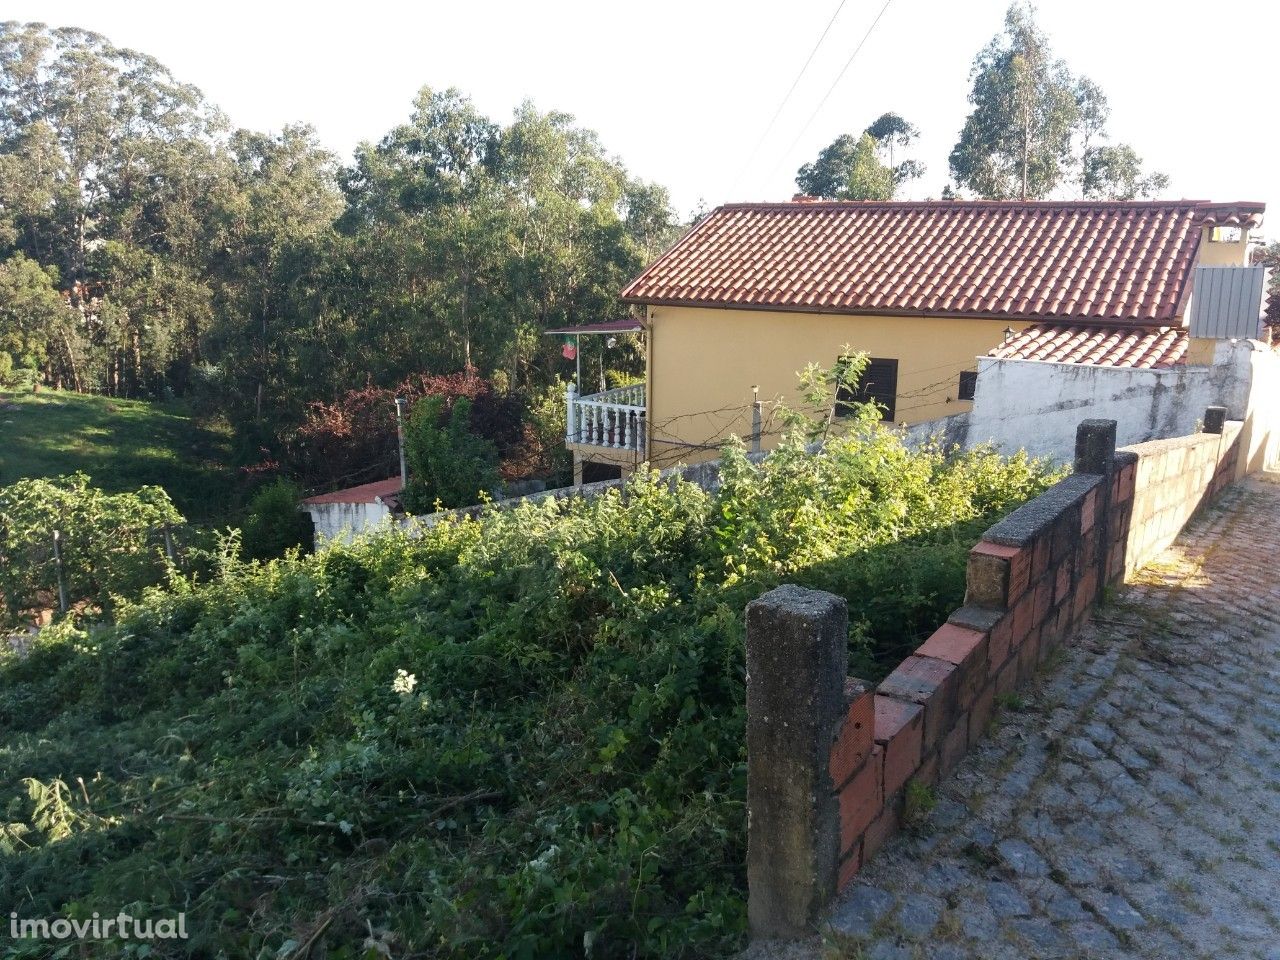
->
<box><xmin>644</xmin><ymin>306</ymin><xmax>1030</xmax><ymax>468</ymax></box>
<box><xmin>1186</xmin><ymin>337</ymin><xmax>1217</xmax><ymax>366</ymax></box>
<box><xmin>1196</xmin><ymin>226</ymin><xmax>1251</xmax><ymax>267</ymax></box>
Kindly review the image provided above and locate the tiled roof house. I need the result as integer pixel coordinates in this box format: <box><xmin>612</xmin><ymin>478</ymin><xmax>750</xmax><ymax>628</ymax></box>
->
<box><xmin>564</xmin><ymin>198</ymin><xmax>1266</xmax><ymax>478</ymax></box>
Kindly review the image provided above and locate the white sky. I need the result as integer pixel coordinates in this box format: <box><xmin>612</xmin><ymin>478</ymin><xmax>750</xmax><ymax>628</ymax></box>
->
<box><xmin>11</xmin><ymin>0</ymin><xmax>1278</xmax><ymax>232</ymax></box>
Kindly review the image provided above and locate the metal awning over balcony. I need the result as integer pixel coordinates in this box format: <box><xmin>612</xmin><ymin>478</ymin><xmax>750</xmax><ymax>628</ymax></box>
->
<box><xmin>543</xmin><ymin>320</ymin><xmax>644</xmax><ymax>335</ymax></box>
<box><xmin>565</xmin><ymin>383</ymin><xmax>645</xmax><ymax>453</ymax></box>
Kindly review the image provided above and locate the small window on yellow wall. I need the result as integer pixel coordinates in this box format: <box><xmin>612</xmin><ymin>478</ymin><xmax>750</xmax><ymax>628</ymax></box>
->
<box><xmin>958</xmin><ymin>370</ymin><xmax>977</xmax><ymax>401</ymax></box>
<box><xmin>1211</xmin><ymin>225</ymin><xmax>1242</xmax><ymax>243</ymax></box>
<box><xmin>836</xmin><ymin>357</ymin><xmax>897</xmax><ymax>420</ymax></box>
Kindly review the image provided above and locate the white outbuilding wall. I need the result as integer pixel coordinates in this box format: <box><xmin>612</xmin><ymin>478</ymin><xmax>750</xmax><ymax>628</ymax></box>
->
<box><xmin>304</xmin><ymin>500</ymin><xmax>396</xmax><ymax>546</ymax></box>
<box><xmin>963</xmin><ymin>339</ymin><xmax>1263</xmax><ymax>464</ymax></box>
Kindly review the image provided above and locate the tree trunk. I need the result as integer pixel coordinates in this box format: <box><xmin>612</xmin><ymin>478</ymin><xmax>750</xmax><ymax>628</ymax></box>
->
<box><xmin>1021</xmin><ymin>120</ymin><xmax>1030</xmax><ymax>201</ymax></box>
<box><xmin>460</xmin><ymin>275</ymin><xmax>471</xmax><ymax>372</ymax></box>
<box><xmin>256</xmin><ymin>286</ymin><xmax>269</xmax><ymax>420</ymax></box>
<box><xmin>60</xmin><ymin>330</ymin><xmax>82</xmax><ymax>393</ymax></box>
<box><xmin>75</xmin><ymin>212</ymin><xmax>87</xmax><ymax>285</ymax></box>
<box><xmin>131</xmin><ymin>327</ymin><xmax>142</xmax><ymax>395</ymax></box>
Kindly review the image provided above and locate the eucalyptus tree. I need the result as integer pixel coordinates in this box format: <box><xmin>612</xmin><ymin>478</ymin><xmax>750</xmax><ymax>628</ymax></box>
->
<box><xmin>0</xmin><ymin>21</ymin><xmax>228</xmax><ymax>393</ymax></box>
<box><xmin>865</xmin><ymin>112</ymin><xmax>925</xmax><ymax>187</ymax></box>
<box><xmin>796</xmin><ymin>114</ymin><xmax>922</xmax><ymax>200</ymax></box>
<box><xmin>206</xmin><ymin>125</ymin><xmax>344</xmax><ymax>423</ymax></box>
<box><xmin>0</xmin><ymin>252</ymin><xmax>76</xmax><ymax>386</ymax></box>
<box><xmin>338</xmin><ymin>86</ymin><xmax>507</xmax><ymax>381</ymax></box>
<box><xmin>796</xmin><ymin>132</ymin><xmax>895</xmax><ymax>200</ymax></box>
<box><xmin>950</xmin><ymin>4</ymin><xmax>1166</xmax><ymax>201</ymax></box>
<box><xmin>948</xmin><ymin>4</ymin><xmax>1079</xmax><ymax>199</ymax></box>
<box><xmin>339</xmin><ymin>90</ymin><xmax>676</xmax><ymax>392</ymax></box>
<box><xmin>1072</xmin><ymin>78</ymin><xmax>1167</xmax><ymax>199</ymax></box>
<box><xmin>1082</xmin><ymin>145</ymin><xmax>1169</xmax><ymax>200</ymax></box>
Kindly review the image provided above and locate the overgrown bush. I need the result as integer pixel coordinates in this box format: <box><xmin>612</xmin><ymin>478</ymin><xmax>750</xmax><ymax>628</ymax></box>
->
<box><xmin>0</xmin><ymin>473</ymin><xmax>182</xmax><ymax>627</ymax></box>
<box><xmin>292</xmin><ymin>372</ymin><xmax>523</xmax><ymax>490</ymax></box>
<box><xmin>240</xmin><ymin>479</ymin><xmax>313</xmax><ymax>561</ymax></box>
<box><xmin>501</xmin><ymin>376</ymin><xmax>574</xmax><ymax>487</ymax></box>
<box><xmin>402</xmin><ymin>395</ymin><xmax>500</xmax><ymax>512</ymax></box>
<box><xmin>0</xmin><ymin>420</ymin><xmax>1056</xmax><ymax>957</ymax></box>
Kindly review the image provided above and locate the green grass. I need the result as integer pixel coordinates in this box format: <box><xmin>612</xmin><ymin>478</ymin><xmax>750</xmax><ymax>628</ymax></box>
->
<box><xmin>0</xmin><ymin>389</ymin><xmax>237</xmax><ymax>522</ymax></box>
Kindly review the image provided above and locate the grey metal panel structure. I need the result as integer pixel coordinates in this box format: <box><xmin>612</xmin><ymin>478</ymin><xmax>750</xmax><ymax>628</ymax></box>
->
<box><xmin>1188</xmin><ymin>265</ymin><xmax>1267</xmax><ymax>339</ymax></box>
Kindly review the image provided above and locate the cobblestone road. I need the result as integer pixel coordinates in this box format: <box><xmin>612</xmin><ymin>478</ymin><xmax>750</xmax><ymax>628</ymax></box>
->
<box><xmin>754</xmin><ymin>475</ymin><xmax>1280</xmax><ymax>960</ymax></box>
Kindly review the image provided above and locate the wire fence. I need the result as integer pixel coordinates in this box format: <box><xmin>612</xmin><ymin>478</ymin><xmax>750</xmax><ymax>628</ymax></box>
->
<box><xmin>595</xmin><ymin>358</ymin><xmax>978</xmax><ymax>471</ymax></box>
<box><xmin>1</xmin><ymin>518</ymin><xmax>216</xmax><ymax>627</ymax></box>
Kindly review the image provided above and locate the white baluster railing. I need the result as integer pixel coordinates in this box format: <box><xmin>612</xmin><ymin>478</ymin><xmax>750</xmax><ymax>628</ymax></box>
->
<box><xmin>564</xmin><ymin>382</ymin><xmax>646</xmax><ymax>452</ymax></box>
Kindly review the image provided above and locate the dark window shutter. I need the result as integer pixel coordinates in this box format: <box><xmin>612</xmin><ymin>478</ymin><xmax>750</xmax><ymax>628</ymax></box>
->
<box><xmin>836</xmin><ymin>357</ymin><xmax>898</xmax><ymax>420</ymax></box>
<box><xmin>958</xmin><ymin>370</ymin><xmax>977</xmax><ymax>401</ymax></box>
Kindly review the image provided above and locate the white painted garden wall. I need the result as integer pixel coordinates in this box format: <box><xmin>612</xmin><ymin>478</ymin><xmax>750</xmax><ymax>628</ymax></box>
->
<box><xmin>304</xmin><ymin>500</ymin><xmax>396</xmax><ymax>545</ymax></box>
<box><xmin>963</xmin><ymin>339</ymin><xmax>1267</xmax><ymax>464</ymax></box>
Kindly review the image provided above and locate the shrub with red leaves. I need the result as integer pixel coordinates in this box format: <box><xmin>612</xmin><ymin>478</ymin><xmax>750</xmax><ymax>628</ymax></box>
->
<box><xmin>292</xmin><ymin>373</ymin><xmax>525</xmax><ymax>492</ymax></box>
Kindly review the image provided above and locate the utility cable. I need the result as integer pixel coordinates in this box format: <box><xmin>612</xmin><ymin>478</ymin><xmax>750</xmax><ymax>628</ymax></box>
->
<box><xmin>769</xmin><ymin>0</ymin><xmax>895</xmax><ymax>179</ymax></box>
<box><xmin>729</xmin><ymin>0</ymin><xmax>851</xmax><ymax>196</ymax></box>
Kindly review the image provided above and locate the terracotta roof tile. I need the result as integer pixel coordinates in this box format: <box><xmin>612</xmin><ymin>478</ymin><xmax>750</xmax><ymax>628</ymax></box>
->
<box><xmin>302</xmin><ymin>477</ymin><xmax>402</xmax><ymax>506</ymax></box>
<box><xmin>622</xmin><ymin>200</ymin><xmax>1265</xmax><ymax>324</ymax></box>
<box><xmin>989</xmin><ymin>324</ymin><xmax>1189</xmax><ymax>369</ymax></box>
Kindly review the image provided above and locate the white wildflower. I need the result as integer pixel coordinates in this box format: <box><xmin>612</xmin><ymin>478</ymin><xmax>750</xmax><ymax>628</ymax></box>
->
<box><xmin>392</xmin><ymin>668</ymin><xmax>417</xmax><ymax>696</ymax></box>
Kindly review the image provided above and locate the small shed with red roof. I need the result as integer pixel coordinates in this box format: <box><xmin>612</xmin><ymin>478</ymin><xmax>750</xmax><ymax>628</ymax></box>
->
<box><xmin>301</xmin><ymin>477</ymin><xmax>403</xmax><ymax>545</ymax></box>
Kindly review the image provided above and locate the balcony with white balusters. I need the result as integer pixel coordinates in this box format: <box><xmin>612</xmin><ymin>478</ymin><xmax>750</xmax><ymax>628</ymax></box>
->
<box><xmin>565</xmin><ymin>382</ymin><xmax>646</xmax><ymax>456</ymax></box>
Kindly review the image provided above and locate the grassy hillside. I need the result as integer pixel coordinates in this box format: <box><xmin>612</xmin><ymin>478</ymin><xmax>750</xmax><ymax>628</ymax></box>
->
<box><xmin>0</xmin><ymin>389</ymin><xmax>237</xmax><ymax>522</ymax></box>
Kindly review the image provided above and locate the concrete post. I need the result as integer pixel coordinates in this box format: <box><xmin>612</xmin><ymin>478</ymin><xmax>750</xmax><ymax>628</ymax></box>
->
<box><xmin>565</xmin><ymin>382</ymin><xmax>578</xmax><ymax>443</ymax></box>
<box><xmin>394</xmin><ymin>396</ymin><xmax>408</xmax><ymax>490</ymax></box>
<box><xmin>1074</xmin><ymin>419</ymin><xmax>1117</xmax><ymax>476</ymax></box>
<box><xmin>1203</xmin><ymin>406</ymin><xmax>1227</xmax><ymax>434</ymax></box>
<box><xmin>51</xmin><ymin>529</ymin><xmax>68</xmax><ymax>615</ymax></box>
<box><xmin>746</xmin><ymin>585</ymin><xmax>848</xmax><ymax>938</ymax></box>
<box><xmin>1074</xmin><ymin>419</ymin><xmax>1118</xmax><ymax>607</ymax></box>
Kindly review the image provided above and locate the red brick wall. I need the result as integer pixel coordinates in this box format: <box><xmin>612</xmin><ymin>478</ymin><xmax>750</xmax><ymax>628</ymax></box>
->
<box><xmin>825</xmin><ymin>420</ymin><xmax>1242</xmax><ymax>892</ymax></box>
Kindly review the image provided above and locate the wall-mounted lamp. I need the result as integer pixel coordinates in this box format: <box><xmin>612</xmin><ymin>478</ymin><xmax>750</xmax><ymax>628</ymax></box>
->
<box><xmin>1003</xmin><ymin>326</ymin><xmax>1015</xmax><ymax>342</ymax></box>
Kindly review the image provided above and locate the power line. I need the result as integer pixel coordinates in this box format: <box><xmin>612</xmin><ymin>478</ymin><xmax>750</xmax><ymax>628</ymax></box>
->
<box><xmin>729</xmin><ymin>0</ymin><xmax>851</xmax><ymax>196</ymax></box>
<box><xmin>769</xmin><ymin>0</ymin><xmax>896</xmax><ymax>180</ymax></box>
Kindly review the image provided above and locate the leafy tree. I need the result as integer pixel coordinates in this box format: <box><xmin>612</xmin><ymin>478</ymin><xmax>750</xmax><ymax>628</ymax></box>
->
<box><xmin>0</xmin><ymin>473</ymin><xmax>182</xmax><ymax>626</ymax></box>
<box><xmin>1072</xmin><ymin>77</ymin><xmax>1109</xmax><ymax>191</ymax></box>
<box><xmin>0</xmin><ymin>23</ymin><xmax>679</xmax><ymax>495</ymax></box>
<box><xmin>0</xmin><ymin>22</ymin><xmax>228</xmax><ymax>394</ymax></box>
<box><xmin>949</xmin><ymin>3</ymin><xmax>1080</xmax><ymax>199</ymax></box>
<box><xmin>1072</xmin><ymin>77</ymin><xmax>1166</xmax><ymax>199</ymax></box>
<box><xmin>951</xmin><ymin>5</ymin><xmax>1167</xmax><ymax>201</ymax></box>
<box><xmin>337</xmin><ymin>89</ymin><xmax>675</xmax><ymax>395</ymax></box>
<box><xmin>796</xmin><ymin>131</ymin><xmax>897</xmax><ymax>200</ymax></box>
<box><xmin>240</xmin><ymin>479</ymin><xmax>312</xmax><ymax>561</ymax></box>
<box><xmin>1082</xmin><ymin>144</ymin><xmax>1169</xmax><ymax>200</ymax></box>
<box><xmin>205</xmin><ymin>125</ymin><xmax>344</xmax><ymax>423</ymax></box>
<box><xmin>865</xmin><ymin>112</ymin><xmax>925</xmax><ymax>187</ymax></box>
<box><xmin>402</xmin><ymin>395</ymin><xmax>500</xmax><ymax>512</ymax></box>
<box><xmin>0</xmin><ymin>253</ymin><xmax>74</xmax><ymax>383</ymax></box>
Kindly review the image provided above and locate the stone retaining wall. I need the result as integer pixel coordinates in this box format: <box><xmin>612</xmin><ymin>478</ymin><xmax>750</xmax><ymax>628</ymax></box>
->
<box><xmin>744</xmin><ymin>410</ymin><xmax>1243</xmax><ymax>939</ymax></box>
